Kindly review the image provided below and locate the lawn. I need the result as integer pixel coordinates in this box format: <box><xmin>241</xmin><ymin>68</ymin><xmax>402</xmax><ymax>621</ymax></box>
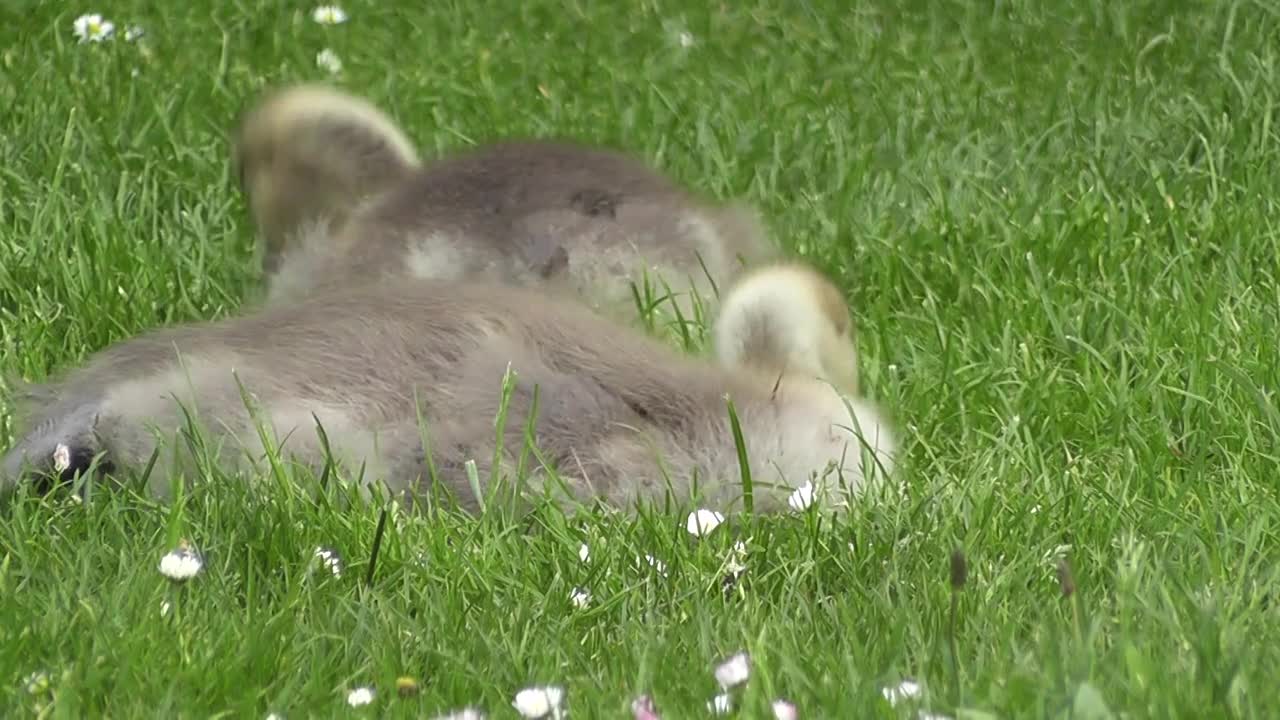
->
<box><xmin>1</xmin><ymin>0</ymin><xmax>1278</xmax><ymax>717</ymax></box>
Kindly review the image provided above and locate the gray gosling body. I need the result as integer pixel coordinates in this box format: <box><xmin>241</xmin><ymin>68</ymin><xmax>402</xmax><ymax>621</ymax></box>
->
<box><xmin>234</xmin><ymin>84</ymin><xmax>778</xmax><ymax>323</ymax></box>
<box><xmin>2</xmin><ymin>278</ymin><xmax>895</xmax><ymax>515</ymax></box>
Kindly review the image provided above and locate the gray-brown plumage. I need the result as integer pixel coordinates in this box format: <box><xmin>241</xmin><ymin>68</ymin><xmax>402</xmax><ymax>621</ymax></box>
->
<box><xmin>1</xmin><ymin>278</ymin><xmax>895</xmax><ymax>514</ymax></box>
<box><xmin>232</xmin><ymin>84</ymin><xmax>778</xmax><ymax>321</ymax></box>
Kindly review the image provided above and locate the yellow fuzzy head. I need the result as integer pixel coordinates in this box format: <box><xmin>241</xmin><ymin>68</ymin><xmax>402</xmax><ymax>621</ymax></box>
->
<box><xmin>712</xmin><ymin>262</ymin><xmax>860</xmax><ymax>394</ymax></box>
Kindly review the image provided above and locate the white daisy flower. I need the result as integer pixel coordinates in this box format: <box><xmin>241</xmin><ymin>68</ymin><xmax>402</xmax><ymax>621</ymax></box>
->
<box><xmin>685</xmin><ymin>508</ymin><xmax>725</xmax><ymax>537</ymax></box>
<box><xmin>881</xmin><ymin>678</ymin><xmax>922</xmax><ymax>705</ymax></box>
<box><xmin>640</xmin><ymin>554</ymin><xmax>668</xmax><ymax>578</ymax></box>
<box><xmin>23</xmin><ymin>670</ymin><xmax>50</xmax><ymax>695</ymax></box>
<box><xmin>677</xmin><ymin>30</ymin><xmax>695</xmax><ymax>48</ymax></box>
<box><xmin>315</xmin><ymin>48</ymin><xmax>343</xmax><ymax>75</ymax></box>
<box><xmin>72</xmin><ymin>14</ymin><xmax>115</xmax><ymax>43</ymax></box>
<box><xmin>52</xmin><ymin>444</ymin><xmax>71</xmax><ymax>472</ymax></box>
<box><xmin>512</xmin><ymin>685</ymin><xmax>565</xmax><ymax>719</ymax></box>
<box><xmin>569</xmin><ymin>587</ymin><xmax>591</xmax><ymax>609</ymax></box>
<box><xmin>346</xmin><ymin>686</ymin><xmax>375</xmax><ymax>707</ymax></box>
<box><xmin>771</xmin><ymin>699</ymin><xmax>798</xmax><ymax>720</ymax></box>
<box><xmin>707</xmin><ymin>693</ymin><xmax>732</xmax><ymax>715</ymax></box>
<box><xmin>714</xmin><ymin>652</ymin><xmax>751</xmax><ymax>689</ymax></box>
<box><xmin>313</xmin><ymin>546</ymin><xmax>343</xmax><ymax>577</ymax></box>
<box><xmin>431</xmin><ymin>709</ymin><xmax>487</xmax><ymax>720</ymax></box>
<box><xmin>631</xmin><ymin>695</ymin><xmax>660</xmax><ymax>720</ymax></box>
<box><xmin>311</xmin><ymin>5</ymin><xmax>348</xmax><ymax>25</ymax></box>
<box><xmin>787</xmin><ymin>482</ymin><xmax>815</xmax><ymax>512</ymax></box>
<box><xmin>158</xmin><ymin>544</ymin><xmax>203</xmax><ymax>581</ymax></box>
<box><xmin>725</xmin><ymin>540</ymin><xmax>749</xmax><ymax>577</ymax></box>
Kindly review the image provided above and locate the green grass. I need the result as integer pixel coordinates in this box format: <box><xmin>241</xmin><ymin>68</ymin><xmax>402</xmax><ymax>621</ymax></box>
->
<box><xmin>1</xmin><ymin>0</ymin><xmax>1278</xmax><ymax>716</ymax></box>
